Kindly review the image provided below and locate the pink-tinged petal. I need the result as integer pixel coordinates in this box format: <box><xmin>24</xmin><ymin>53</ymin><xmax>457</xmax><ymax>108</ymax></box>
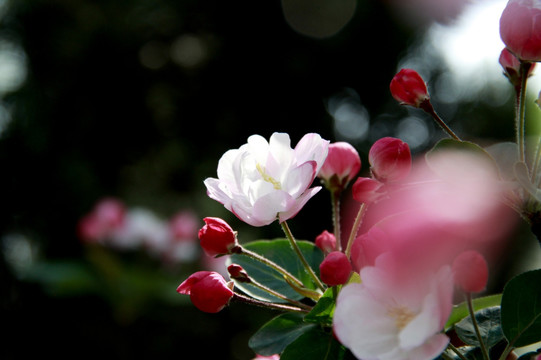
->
<box><xmin>204</xmin><ymin>178</ymin><xmax>233</xmax><ymax>210</ymax></box>
<box><xmin>282</xmin><ymin>160</ymin><xmax>317</xmax><ymax>197</ymax></box>
<box><xmin>176</xmin><ymin>271</ymin><xmax>213</xmax><ymax>295</ymax></box>
<box><xmin>294</xmin><ymin>133</ymin><xmax>330</xmax><ymax>173</ymax></box>
<box><xmin>402</xmin><ymin>334</ymin><xmax>449</xmax><ymax>360</ymax></box>
<box><xmin>399</xmin><ymin>292</ymin><xmax>441</xmax><ymax>349</ymax></box>
<box><xmin>252</xmin><ymin>190</ymin><xmax>293</xmax><ymax>226</ymax></box>
<box><xmin>277</xmin><ymin>186</ymin><xmax>321</xmax><ymax>223</ymax></box>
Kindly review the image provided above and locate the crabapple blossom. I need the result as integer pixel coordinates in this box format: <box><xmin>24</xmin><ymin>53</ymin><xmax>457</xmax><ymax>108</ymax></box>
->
<box><xmin>317</xmin><ymin>141</ymin><xmax>361</xmax><ymax>195</ymax></box>
<box><xmin>500</xmin><ymin>0</ymin><xmax>541</xmax><ymax>62</ymax></box>
<box><xmin>204</xmin><ymin>132</ymin><xmax>329</xmax><ymax>227</ymax></box>
<box><xmin>452</xmin><ymin>250</ymin><xmax>489</xmax><ymax>293</ymax></box>
<box><xmin>389</xmin><ymin>69</ymin><xmax>429</xmax><ymax>107</ymax></box>
<box><xmin>319</xmin><ymin>251</ymin><xmax>352</xmax><ymax>286</ymax></box>
<box><xmin>369</xmin><ymin>137</ymin><xmax>412</xmax><ymax>183</ymax></box>
<box><xmin>198</xmin><ymin>217</ymin><xmax>238</xmax><ymax>257</ymax></box>
<box><xmin>315</xmin><ymin>230</ymin><xmax>337</xmax><ymax>254</ymax></box>
<box><xmin>177</xmin><ymin>271</ymin><xmax>234</xmax><ymax>313</ymax></box>
<box><xmin>333</xmin><ymin>255</ymin><xmax>454</xmax><ymax>360</ymax></box>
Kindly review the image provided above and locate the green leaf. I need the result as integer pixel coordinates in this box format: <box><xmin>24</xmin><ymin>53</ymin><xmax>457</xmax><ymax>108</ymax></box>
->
<box><xmin>484</xmin><ymin>142</ymin><xmax>518</xmax><ymax>181</ymax></box>
<box><xmin>501</xmin><ymin>269</ymin><xmax>541</xmax><ymax>347</ymax></box>
<box><xmin>455</xmin><ymin>306</ymin><xmax>504</xmax><ymax>348</ymax></box>
<box><xmin>304</xmin><ymin>287</ymin><xmax>336</xmax><ymax>326</ymax></box>
<box><xmin>425</xmin><ymin>139</ymin><xmax>500</xmax><ymax>183</ymax></box>
<box><xmin>280</xmin><ymin>327</ymin><xmax>355</xmax><ymax>360</ymax></box>
<box><xmin>227</xmin><ymin>239</ymin><xmax>324</xmax><ymax>302</ymax></box>
<box><xmin>445</xmin><ymin>294</ymin><xmax>502</xmax><ymax>330</ymax></box>
<box><xmin>248</xmin><ymin>312</ymin><xmax>316</xmax><ymax>356</ymax></box>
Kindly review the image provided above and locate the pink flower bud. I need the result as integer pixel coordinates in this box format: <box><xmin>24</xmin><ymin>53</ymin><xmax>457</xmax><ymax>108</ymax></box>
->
<box><xmin>499</xmin><ymin>48</ymin><xmax>536</xmax><ymax>87</ymax></box>
<box><xmin>315</xmin><ymin>230</ymin><xmax>337</xmax><ymax>254</ymax></box>
<box><xmin>319</xmin><ymin>251</ymin><xmax>352</xmax><ymax>286</ymax></box>
<box><xmin>500</xmin><ymin>0</ymin><xmax>541</xmax><ymax>62</ymax></box>
<box><xmin>177</xmin><ymin>271</ymin><xmax>234</xmax><ymax>313</ymax></box>
<box><xmin>368</xmin><ymin>137</ymin><xmax>412</xmax><ymax>183</ymax></box>
<box><xmin>227</xmin><ymin>264</ymin><xmax>250</xmax><ymax>283</ymax></box>
<box><xmin>318</xmin><ymin>142</ymin><xmax>361</xmax><ymax>194</ymax></box>
<box><xmin>198</xmin><ymin>217</ymin><xmax>237</xmax><ymax>257</ymax></box>
<box><xmin>390</xmin><ymin>69</ymin><xmax>429</xmax><ymax>107</ymax></box>
<box><xmin>452</xmin><ymin>250</ymin><xmax>489</xmax><ymax>293</ymax></box>
<box><xmin>351</xmin><ymin>177</ymin><xmax>384</xmax><ymax>204</ymax></box>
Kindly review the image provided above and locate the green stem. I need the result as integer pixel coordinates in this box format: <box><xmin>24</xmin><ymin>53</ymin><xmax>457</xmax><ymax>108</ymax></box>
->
<box><xmin>232</xmin><ymin>293</ymin><xmax>309</xmax><ymax>313</ymax></box>
<box><xmin>331</xmin><ymin>191</ymin><xmax>342</xmax><ymax>251</ymax></box>
<box><xmin>420</xmin><ymin>100</ymin><xmax>461</xmax><ymax>141</ymax></box>
<box><xmin>235</xmin><ymin>245</ymin><xmax>304</xmax><ymax>288</ymax></box>
<box><xmin>246</xmin><ymin>276</ymin><xmax>313</xmax><ymax>310</ymax></box>
<box><xmin>281</xmin><ymin>221</ymin><xmax>326</xmax><ymax>292</ymax></box>
<box><xmin>447</xmin><ymin>343</ymin><xmax>468</xmax><ymax>360</ymax></box>
<box><xmin>466</xmin><ymin>293</ymin><xmax>490</xmax><ymax>360</ymax></box>
<box><xmin>345</xmin><ymin>203</ymin><xmax>367</xmax><ymax>258</ymax></box>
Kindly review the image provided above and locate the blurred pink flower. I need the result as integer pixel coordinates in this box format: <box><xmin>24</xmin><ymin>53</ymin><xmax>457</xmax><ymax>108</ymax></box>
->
<box><xmin>169</xmin><ymin>210</ymin><xmax>199</xmax><ymax>241</ymax></box>
<box><xmin>334</xmin><ymin>255</ymin><xmax>454</xmax><ymax>360</ymax></box>
<box><xmin>253</xmin><ymin>355</ymin><xmax>280</xmax><ymax>360</ymax></box>
<box><xmin>500</xmin><ymin>0</ymin><xmax>541</xmax><ymax>62</ymax></box>
<box><xmin>77</xmin><ymin>198</ymin><xmax>125</xmax><ymax>243</ymax></box>
<box><xmin>204</xmin><ymin>132</ymin><xmax>329</xmax><ymax>226</ymax></box>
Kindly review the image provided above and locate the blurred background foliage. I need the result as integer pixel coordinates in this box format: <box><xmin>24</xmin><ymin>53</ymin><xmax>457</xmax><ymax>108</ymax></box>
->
<box><xmin>0</xmin><ymin>0</ymin><xmax>536</xmax><ymax>358</ymax></box>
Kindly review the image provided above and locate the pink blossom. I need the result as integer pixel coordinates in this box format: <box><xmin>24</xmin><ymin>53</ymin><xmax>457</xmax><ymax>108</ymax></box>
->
<box><xmin>253</xmin><ymin>355</ymin><xmax>280</xmax><ymax>360</ymax></box>
<box><xmin>177</xmin><ymin>271</ymin><xmax>234</xmax><ymax>313</ymax></box>
<box><xmin>390</xmin><ymin>69</ymin><xmax>429</xmax><ymax>108</ymax></box>
<box><xmin>204</xmin><ymin>132</ymin><xmax>329</xmax><ymax>226</ymax></box>
<box><xmin>319</xmin><ymin>251</ymin><xmax>352</xmax><ymax>286</ymax></box>
<box><xmin>317</xmin><ymin>141</ymin><xmax>361</xmax><ymax>194</ymax></box>
<box><xmin>169</xmin><ymin>210</ymin><xmax>199</xmax><ymax>241</ymax></box>
<box><xmin>77</xmin><ymin>198</ymin><xmax>125</xmax><ymax>242</ymax></box>
<box><xmin>334</xmin><ymin>255</ymin><xmax>454</xmax><ymax>360</ymax></box>
<box><xmin>500</xmin><ymin>0</ymin><xmax>541</xmax><ymax>62</ymax></box>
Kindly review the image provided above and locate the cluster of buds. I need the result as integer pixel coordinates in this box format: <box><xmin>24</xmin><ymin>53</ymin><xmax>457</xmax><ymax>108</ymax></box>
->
<box><xmin>78</xmin><ymin>197</ymin><xmax>200</xmax><ymax>264</ymax></box>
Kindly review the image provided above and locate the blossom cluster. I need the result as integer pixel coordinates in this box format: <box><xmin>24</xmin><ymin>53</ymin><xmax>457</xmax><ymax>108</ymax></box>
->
<box><xmin>78</xmin><ymin>197</ymin><xmax>200</xmax><ymax>264</ymax></box>
<box><xmin>176</xmin><ymin>1</ymin><xmax>541</xmax><ymax>359</ymax></box>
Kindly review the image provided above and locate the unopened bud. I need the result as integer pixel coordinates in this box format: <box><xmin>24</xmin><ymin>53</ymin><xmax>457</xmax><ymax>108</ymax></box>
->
<box><xmin>319</xmin><ymin>251</ymin><xmax>352</xmax><ymax>286</ymax></box>
<box><xmin>452</xmin><ymin>250</ymin><xmax>489</xmax><ymax>293</ymax></box>
<box><xmin>390</xmin><ymin>69</ymin><xmax>429</xmax><ymax>108</ymax></box>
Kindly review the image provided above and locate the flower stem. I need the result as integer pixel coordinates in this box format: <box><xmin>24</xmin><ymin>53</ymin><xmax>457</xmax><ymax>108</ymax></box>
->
<box><xmin>331</xmin><ymin>192</ymin><xmax>342</xmax><ymax>251</ymax></box>
<box><xmin>447</xmin><ymin>343</ymin><xmax>468</xmax><ymax>360</ymax></box>
<box><xmin>232</xmin><ymin>293</ymin><xmax>309</xmax><ymax>313</ymax></box>
<box><xmin>281</xmin><ymin>221</ymin><xmax>326</xmax><ymax>292</ymax></box>
<box><xmin>420</xmin><ymin>100</ymin><xmax>461</xmax><ymax>141</ymax></box>
<box><xmin>235</xmin><ymin>245</ymin><xmax>304</xmax><ymax>288</ymax></box>
<box><xmin>466</xmin><ymin>293</ymin><xmax>490</xmax><ymax>360</ymax></box>
<box><xmin>345</xmin><ymin>203</ymin><xmax>367</xmax><ymax>258</ymax></box>
<box><xmin>245</xmin><ymin>276</ymin><xmax>313</xmax><ymax>310</ymax></box>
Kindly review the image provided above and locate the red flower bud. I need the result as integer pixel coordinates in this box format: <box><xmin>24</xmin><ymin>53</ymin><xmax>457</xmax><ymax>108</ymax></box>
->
<box><xmin>315</xmin><ymin>230</ymin><xmax>337</xmax><ymax>254</ymax></box>
<box><xmin>368</xmin><ymin>137</ymin><xmax>411</xmax><ymax>183</ymax></box>
<box><xmin>198</xmin><ymin>217</ymin><xmax>237</xmax><ymax>257</ymax></box>
<box><xmin>499</xmin><ymin>48</ymin><xmax>536</xmax><ymax>88</ymax></box>
<box><xmin>351</xmin><ymin>177</ymin><xmax>384</xmax><ymax>204</ymax></box>
<box><xmin>319</xmin><ymin>251</ymin><xmax>352</xmax><ymax>286</ymax></box>
<box><xmin>227</xmin><ymin>264</ymin><xmax>250</xmax><ymax>283</ymax></box>
<box><xmin>452</xmin><ymin>250</ymin><xmax>489</xmax><ymax>293</ymax></box>
<box><xmin>318</xmin><ymin>142</ymin><xmax>361</xmax><ymax>194</ymax></box>
<box><xmin>500</xmin><ymin>0</ymin><xmax>541</xmax><ymax>62</ymax></box>
<box><xmin>177</xmin><ymin>271</ymin><xmax>234</xmax><ymax>313</ymax></box>
<box><xmin>390</xmin><ymin>69</ymin><xmax>429</xmax><ymax>107</ymax></box>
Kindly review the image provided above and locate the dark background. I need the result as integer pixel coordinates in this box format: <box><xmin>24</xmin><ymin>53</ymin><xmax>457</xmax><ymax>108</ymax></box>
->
<box><xmin>0</xmin><ymin>0</ymin><xmax>527</xmax><ymax>358</ymax></box>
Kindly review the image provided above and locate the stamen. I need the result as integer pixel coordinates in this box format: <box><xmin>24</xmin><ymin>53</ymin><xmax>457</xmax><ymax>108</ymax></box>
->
<box><xmin>387</xmin><ymin>306</ymin><xmax>415</xmax><ymax>330</ymax></box>
<box><xmin>256</xmin><ymin>163</ymin><xmax>282</xmax><ymax>190</ymax></box>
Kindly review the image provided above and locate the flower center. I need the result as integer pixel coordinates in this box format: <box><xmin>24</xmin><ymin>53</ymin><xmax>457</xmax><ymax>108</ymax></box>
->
<box><xmin>256</xmin><ymin>163</ymin><xmax>281</xmax><ymax>190</ymax></box>
<box><xmin>387</xmin><ymin>306</ymin><xmax>415</xmax><ymax>330</ymax></box>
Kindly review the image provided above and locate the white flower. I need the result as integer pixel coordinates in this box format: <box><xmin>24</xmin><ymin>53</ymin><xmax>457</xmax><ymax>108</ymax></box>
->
<box><xmin>333</xmin><ymin>255</ymin><xmax>454</xmax><ymax>360</ymax></box>
<box><xmin>204</xmin><ymin>132</ymin><xmax>329</xmax><ymax>226</ymax></box>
